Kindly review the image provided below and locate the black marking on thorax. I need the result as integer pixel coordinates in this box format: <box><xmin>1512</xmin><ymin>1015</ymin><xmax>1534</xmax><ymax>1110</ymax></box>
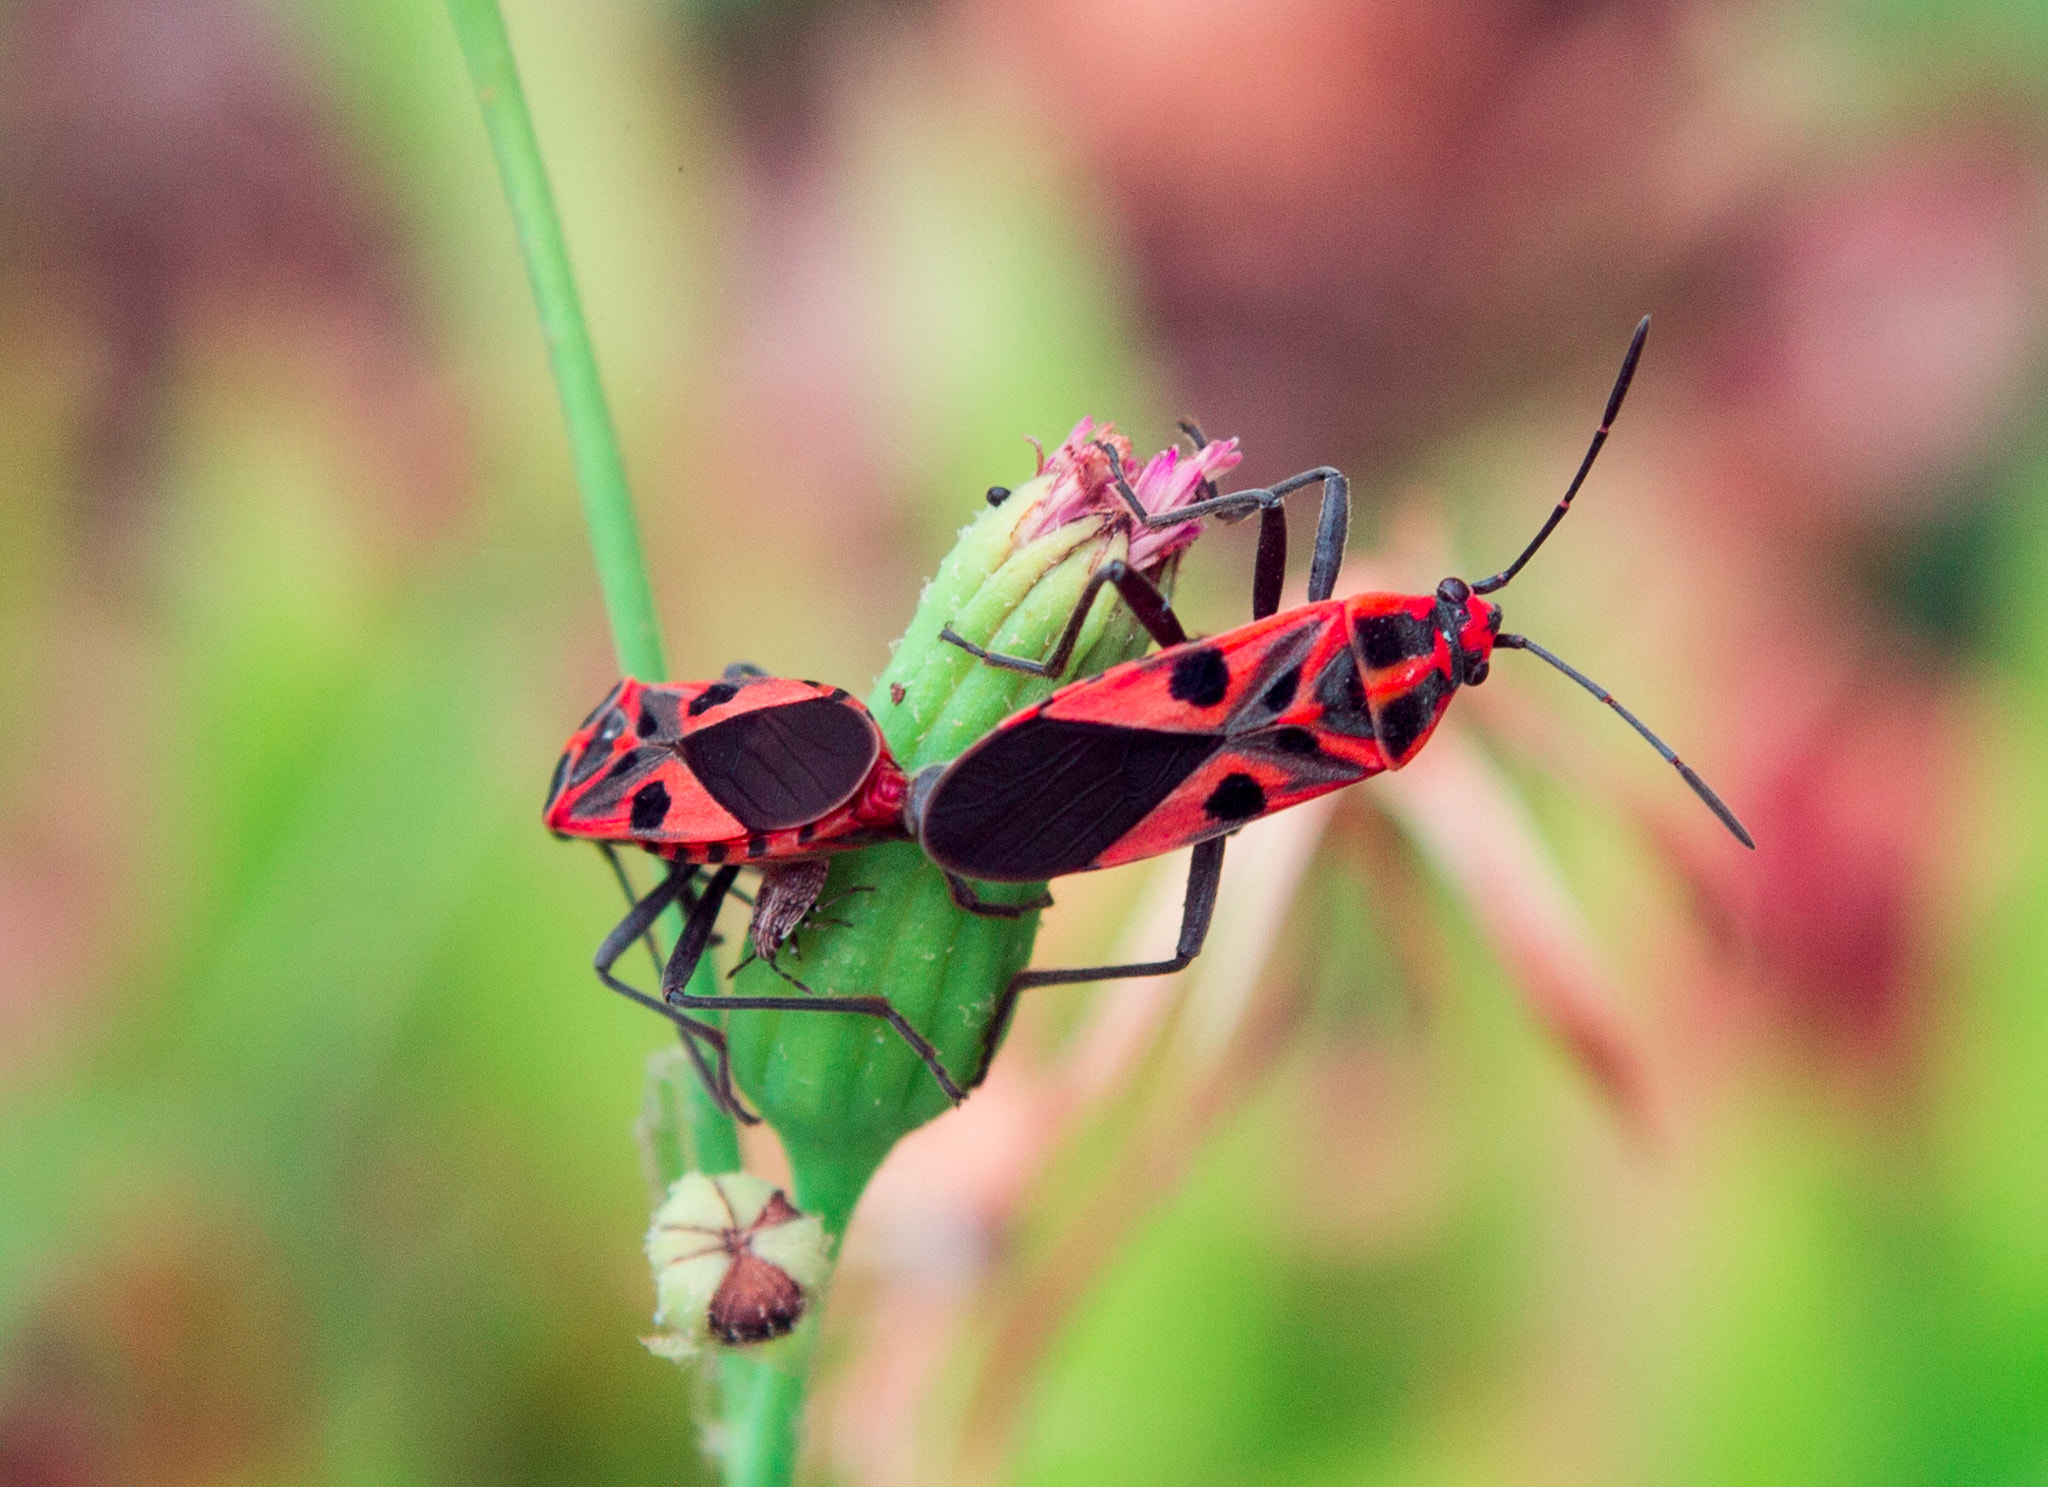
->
<box><xmin>1372</xmin><ymin>668</ymin><xmax>1453</xmax><ymax>763</ymax></box>
<box><xmin>637</xmin><ymin>688</ymin><xmax>683</xmax><ymax>740</ymax></box>
<box><xmin>688</xmin><ymin>682</ymin><xmax>741</xmax><ymax>717</ymax></box>
<box><xmin>1354</xmin><ymin>611</ymin><xmax>1436</xmax><ymax>670</ymax></box>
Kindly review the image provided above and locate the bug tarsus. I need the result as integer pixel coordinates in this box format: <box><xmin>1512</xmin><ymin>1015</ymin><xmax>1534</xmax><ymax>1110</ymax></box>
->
<box><xmin>1095</xmin><ymin>443</ymin><xmax>1351</xmax><ymax>616</ymax></box>
<box><xmin>944</xmin><ymin>872</ymin><xmax>1053</xmax><ymax>919</ymax></box>
<box><xmin>1176</xmin><ymin>419</ymin><xmax>1222</xmax><ymax>503</ymax></box>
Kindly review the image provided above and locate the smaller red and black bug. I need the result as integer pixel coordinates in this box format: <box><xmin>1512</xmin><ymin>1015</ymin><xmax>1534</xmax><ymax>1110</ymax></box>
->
<box><xmin>910</xmin><ymin>317</ymin><xmax>1753</xmax><ymax>1090</ymax></box>
<box><xmin>546</xmin><ymin>665</ymin><xmax>1032</xmax><ymax>1118</ymax></box>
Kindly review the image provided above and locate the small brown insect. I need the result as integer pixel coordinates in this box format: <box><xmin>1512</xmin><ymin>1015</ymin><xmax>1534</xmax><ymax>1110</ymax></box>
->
<box><xmin>889</xmin><ymin>682</ymin><xmax>906</xmax><ymax>704</ymax></box>
<box><xmin>749</xmin><ymin>861</ymin><xmax>831</xmax><ymax>965</ymax></box>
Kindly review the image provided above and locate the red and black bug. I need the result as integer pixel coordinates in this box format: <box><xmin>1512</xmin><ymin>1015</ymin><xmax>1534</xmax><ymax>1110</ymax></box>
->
<box><xmin>546</xmin><ymin>666</ymin><xmax>1026</xmax><ymax>1118</ymax></box>
<box><xmin>909</xmin><ymin>317</ymin><xmax>1752</xmax><ymax>1089</ymax></box>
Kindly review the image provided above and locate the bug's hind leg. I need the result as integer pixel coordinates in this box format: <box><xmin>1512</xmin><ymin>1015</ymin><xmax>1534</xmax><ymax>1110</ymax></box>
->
<box><xmin>964</xmin><ymin>836</ymin><xmax>1227</xmax><ymax>1091</ymax></box>
<box><xmin>592</xmin><ymin>859</ymin><xmax>759</xmax><ymax>1122</ymax></box>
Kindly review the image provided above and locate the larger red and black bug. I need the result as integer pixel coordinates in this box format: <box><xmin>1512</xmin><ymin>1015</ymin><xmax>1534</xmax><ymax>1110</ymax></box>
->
<box><xmin>909</xmin><ymin>317</ymin><xmax>1752</xmax><ymax>1089</ymax></box>
<box><xmin>546</xmin><ymin>666</ymin><xmax>1033</xmax><ymax>1118</ymax></box>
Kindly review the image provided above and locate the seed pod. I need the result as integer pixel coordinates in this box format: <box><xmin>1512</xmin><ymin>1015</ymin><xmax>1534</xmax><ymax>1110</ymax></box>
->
<box><xmin>644</xmin><ymin>1172</ymin><xmax>831</xmax><ymax>1357</ymax></box>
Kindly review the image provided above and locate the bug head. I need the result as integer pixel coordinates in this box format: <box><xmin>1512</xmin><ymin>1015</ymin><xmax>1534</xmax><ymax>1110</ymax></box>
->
<box><xmin>546</xmin><ymin>679</ymin><xmax>638</xmax><ymax>830</ymax></box>
<box><xmin>1432</xmin><ymin>575</ymin><xmax>1503</xmax><ymax>688</ymax></box>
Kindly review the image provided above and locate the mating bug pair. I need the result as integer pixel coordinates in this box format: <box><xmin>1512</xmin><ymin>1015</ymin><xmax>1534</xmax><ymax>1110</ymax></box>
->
<box><xmin>547</xmin><ymin>318</ymin><xmax>1752</xmax><ymax>1121</ymax></box>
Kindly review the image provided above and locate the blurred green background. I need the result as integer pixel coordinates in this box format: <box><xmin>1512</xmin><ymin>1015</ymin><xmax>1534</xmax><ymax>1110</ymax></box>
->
<box><xmin>4</xmin><ymin>0</ymin><xmax>2048</xmax><ymax>1483</ymax></box>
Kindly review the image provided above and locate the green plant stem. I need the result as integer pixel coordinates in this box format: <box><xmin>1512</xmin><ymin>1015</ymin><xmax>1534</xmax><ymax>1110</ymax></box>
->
<box><xmin>445</xmin><ymin>0</ymin><xmax>662</xmax><ymax>679</ymax></box>
<box><xmin>448</xmin><ymin>0</ymin><xmax>760</xmax><ymax>1465</ymax></box>
<box><xmin>444</xmin><ymin>0</ymin><xmax>741</xmax><ymax>1179</ymax></box>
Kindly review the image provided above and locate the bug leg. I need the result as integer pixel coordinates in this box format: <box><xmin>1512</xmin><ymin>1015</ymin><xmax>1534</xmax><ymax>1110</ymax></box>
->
<box><xmin>965</xmin><ymin>836</ymin><xmax>1227</xmax><ymax>1090</ymax></box>
<box><xmin>669</xmin><ymin>983</ymin><xmax>969</xmax><ymax>1105</ymax></box>
<box><xmin>1096</xmin><ymin>443</ymin><xmax>1350</xmax><ymax>615</ymax></box>
<box><xmin>939</xmin><ymin>560</ymin><xmax>1189</xmax><ymax>679</ymax></box>
<box><xmin>599</xmin><ymin>844</ymin><xmax>672</xmax><ymax>980</ymax></box>
<box><xmin>812</xmin><ymin>883</ymin><xmax>875</xmax><ymax>915</ymax></box>
<box><xmin>592</xmin><ymin>863</ymin><xmax>759</xmax><ymax>1122</ymax></box>
<box><xmin>597</xmin><ymin>847</ymin><xmax>735</xmax><ymax>1100</ymax></box>
<box><xmin>658</xmin><ymin>865</ymin><xmax>743</xmax><ymax>1004</ymax></box>
<box><xmin>1176</xmin><ymin>419</ymin><xmax>1222</xmax><ymax>503</ymax></box>
<box><xmin>670</xmin><ymin>919</ymin><xmax>971</xmax><ymax>1106</ymax></box>
<box><xmin>945</xmin><ymin>872</ymin><xmax>1054</xmax><ymax>919</ymax></box>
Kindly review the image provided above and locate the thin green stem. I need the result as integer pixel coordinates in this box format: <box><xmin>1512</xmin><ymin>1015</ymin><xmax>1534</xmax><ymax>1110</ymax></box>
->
<box><xmin>445</xmin><ymin>0</ymin><xmax>663</xmax><ymax>681</ymax></box>
<box><xmin>444</xmin><ymin>0</ymin><xmax>742</xmax><ymax>1178</ymax></box>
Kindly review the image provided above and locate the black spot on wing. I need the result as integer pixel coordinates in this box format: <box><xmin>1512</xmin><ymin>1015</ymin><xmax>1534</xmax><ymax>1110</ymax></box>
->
<box><xmin>544</xmin><ymin>750</ymin><xmax>572</xmax><ymax>813</ymax></box>
<box><xmin>1204</xmin><ymin>773</ymin><xmax>1266</xmax><ymax>821</ymax></box>
<box><xmin>688</xmin><ymin>682</ymin><xmax>740</xmax><ymax>718</ymax></box>
<box><xmin>1354</xmin><ymin>611</ymin><xmax>1436</xmax><ymax>670</ymax></box>
<box><xmin>1168</xmin><ymin>647</ymin><xmax>1231</xmax><ymax>707</ymax></box>
<box><xmin>1372</xmin><ymin>669</ymin><xmax>1454</xmax><ymax>763</ymax></box>
<box><xmin>920</xmin><ymin>719</ymin><xmax>1224</xmax><ymax>880</ymax></box>
<box><xmin>679</xmin><ymin>697</ymin><xmax>879</xmax><ymax>831</ymax></box>
<box><xmin>1259</xmin><ymin>665</ymin><xmax>1301</xmax><ymax>714</ymax></box>
<box><xmin>630</xmin><ymin>781</ymin><xmax>671</xmax><ymax>832</ymax></box>
<box><xmin>1271</xmin><ymin>727</ymin><xmax>1320</xmax><ymax>755</ymax></box>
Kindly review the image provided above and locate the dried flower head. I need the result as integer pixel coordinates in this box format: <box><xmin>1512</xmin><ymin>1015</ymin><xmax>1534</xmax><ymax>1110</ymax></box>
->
<box><xmin>644</xmin><ymin>1172</ymin><xmax>831</xmax><ymax>1357</ymax></box>
<box><xmin>1012</xmin><ymin>417</ymin><xmax>1241</xmax><ymax>571</ymax></box>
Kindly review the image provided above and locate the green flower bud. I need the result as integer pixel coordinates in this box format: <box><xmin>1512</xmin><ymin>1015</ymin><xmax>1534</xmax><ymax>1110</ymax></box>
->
<box><xmin>721</xmin><ymin>422</ymin><xmax>1243</xmax><ymax>1224</ymax></box>
<box><xmin>645</xmin><ymin>1172</ymin><xmax>832</xmax><ymax>1358</ymax></box>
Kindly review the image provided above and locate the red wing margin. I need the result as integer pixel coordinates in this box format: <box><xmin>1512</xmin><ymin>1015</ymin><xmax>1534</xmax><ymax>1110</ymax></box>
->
<box><xmin>678</xmin><ymin>697</ymin><xmax>881</xmax><ymax>832</ymax></box>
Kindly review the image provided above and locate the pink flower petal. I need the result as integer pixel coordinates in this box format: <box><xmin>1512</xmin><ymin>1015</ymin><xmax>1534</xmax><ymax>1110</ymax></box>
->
<box><xmin>1015</xmin><ymin>417</ymin><xmax>1242</xmax><ymax>570</ymax></box>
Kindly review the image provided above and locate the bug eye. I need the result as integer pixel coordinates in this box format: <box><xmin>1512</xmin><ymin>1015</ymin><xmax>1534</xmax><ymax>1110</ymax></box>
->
<box><xmin>1466</xmin><ymin>660</ymin><xmax>1489</xmax><ymax>686</ymax></box>
<box><xmin>1436</xmin><ymin>576</ymin><xmax>1471</xmax><ymax>604</ymax></box>
<box><xmin>986</xmin><ymin>485</ymin><xmax>1012</xmax><ymax>507</ymax></box>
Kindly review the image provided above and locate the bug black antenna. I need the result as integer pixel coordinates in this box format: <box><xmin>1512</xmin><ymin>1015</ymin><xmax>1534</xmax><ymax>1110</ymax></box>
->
<box><xmin>1472</xmin><ymin>316</ymin><xmax>1650</xmax><ymax>597</ymax></box>
<box><xmin>1495</xmin><ymin>632</ymin><xmax>1754</xmax><ymax>849</ymax></box>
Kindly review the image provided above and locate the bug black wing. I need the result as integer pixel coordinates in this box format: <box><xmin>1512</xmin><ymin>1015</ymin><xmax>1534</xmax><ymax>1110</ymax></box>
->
<box><xmin>919</xmin><ymin>718</ymin><xmax>1225</xmax><ymax>881</ymax></box>
<box><xmin>678</xmin><ymin>697</ymin><xmax>880</xmax><ymax>832</ymax></box>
